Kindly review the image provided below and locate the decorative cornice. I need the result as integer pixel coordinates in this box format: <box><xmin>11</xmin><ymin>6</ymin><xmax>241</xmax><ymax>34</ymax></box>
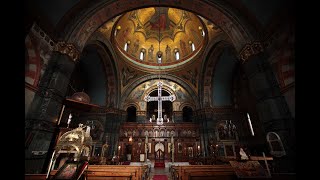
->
<box><xmin>54</xmin><ymin>41</ymin><xmax>80</xmax><ymax>61</ymax></box>
<box><xmin>239</xmin><ymin>42</ymin><xmax>264</xmax><ymax>62</ymax></box>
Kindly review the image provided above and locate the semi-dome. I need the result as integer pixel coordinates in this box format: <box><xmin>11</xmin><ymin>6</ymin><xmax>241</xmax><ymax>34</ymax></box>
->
<box><xmin>71</xmin><ymin>91</ymin><xmax>91</xmax><ymax>103</ymax></box>
<box><xmin>113</xmin><ymin>7</ymin><xmax>207</xmax><ymax>71</ymax></box>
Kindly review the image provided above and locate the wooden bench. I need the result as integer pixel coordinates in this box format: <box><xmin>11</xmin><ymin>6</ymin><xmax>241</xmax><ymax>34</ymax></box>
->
<box><xmin>25</xmin><ymin>174</ymin><xmax>46</xmax><ymax>180</ymax></box>
<box><xmin>25</xmin><ymin>164</ymin><xmax>150</xmax><ymax>180</ymax></box>
<box><xmin>171</xmin><ymin>165</ymin><xmax>236</xmax><ymax>180</ymax></box>
<box><xmin>85</xmin><ymin>165</ymin><xmax>149</xmax><ymax>180</ymax></box>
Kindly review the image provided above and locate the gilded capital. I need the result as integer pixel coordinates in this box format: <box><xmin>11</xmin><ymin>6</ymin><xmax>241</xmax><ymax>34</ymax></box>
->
<box><xmin>239</xmin><ymin>42</ymin><xmax>264</xmax><ymax>62</ymax></box>
<box><xmin>54</xmin><ymin>41</ymin><xmax>80</xmax><ymax>61</ymax></box>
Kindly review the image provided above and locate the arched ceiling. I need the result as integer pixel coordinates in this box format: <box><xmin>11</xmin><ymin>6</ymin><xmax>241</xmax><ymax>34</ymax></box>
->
<box><xmin>112</xmin><ymin>7</ymin><xmax>206</xmax><ymax>70</ymax></box>
<box><xmin>25</xmin><ymin>0</ymin><xmax>293</xmax><ymax>111</ymax></box>
<box><xmin>25</xmin><ymin>0</ymin><xmax>288</xmax><ymax>32</ymax></box>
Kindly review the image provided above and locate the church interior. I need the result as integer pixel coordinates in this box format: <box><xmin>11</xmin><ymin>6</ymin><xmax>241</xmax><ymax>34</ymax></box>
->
<box><xmin>25</xmin><ymin>0</ymin><xmax>295</xmax><ymax>179</ymax></box>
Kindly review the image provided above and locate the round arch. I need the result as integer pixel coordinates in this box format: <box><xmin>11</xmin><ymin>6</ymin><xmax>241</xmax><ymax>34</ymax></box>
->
<box><xmin>182</xmin><ymin>106</ymin><xmax>193</xmax><ymax>122</ymax></box>
<box><xmin>25</xmin><ymin>35</ymin><xmax>42</xmax><ymax>87</ymax></box>
<box><xmin>119</xmin><ymin>74</ymin><xmax>199</xmax><ymax>109</ymax></box>
<box><xmin>126</xmin><ymin>105</ymin><xmax>137</xmax><ymax>122</ymax></box>
<box><xmin>123</xmin><ymin>102</ymin><xmax>140</xmax><ymax>111</ymax></box>
<box><xmin>143</xmin><ymin>83</ymin><xmax>177</xmax><ymax>99</ymax></box>
<box><xmin>60</xmin><ymin>0</ymin><xmax>257</xmax><ymax>52</ymax></box>
<box><xmin>179</xmin><ymin>102</ymin><xmax>196</xmax><ymax>112</ymax></box>
<box><xmin>200</xmin><ymin>40</ymin><xmax>237</xmax><ymax>108</ymax></box>
<box><xmin>83</xmin><ymin>40</ymin><xmax>119</xmax><ymax>108</ymax></box>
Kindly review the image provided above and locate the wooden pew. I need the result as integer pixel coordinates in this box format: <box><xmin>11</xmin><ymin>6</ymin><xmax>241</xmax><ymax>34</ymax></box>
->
<box><xmin>171</xmin><ymin>165</ymin><xmax>236</xmax><ymax>180</ymax></box>
<box><xmin>25</xmin><ymin>174</ymin><xmax>46</xmax><ymax>180</ymax></box>
<box><xmin>170</xmin><ymin>165</ymin><xmax>230</xmax><ymax>179</ymax></box>
<box><xmin>50</xmin><ymin>169</ymin><xmax>134</xmax><ymax>180</ymax></box>
<box><xmin>45</xmin><ymin>165</ymin><xmax>148</xmax><ymax>180</ymax></box>
<box><xmin>26</xmin><ymin>164</ymin><xmax>150</xmax><ymax>180</ymax></box>
<box><xmin>85</xmin><ymin>165</ymin><xmax>149</xmax><ymax>180</ymax></box>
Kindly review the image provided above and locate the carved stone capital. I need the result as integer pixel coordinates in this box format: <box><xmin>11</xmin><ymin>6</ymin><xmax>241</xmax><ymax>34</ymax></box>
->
<box><xmin>239</xmin><ymin>42</ymin><xmax>264</xmax><ymax>62</ymax></box>
<box><xmin>54</xmin><ymin>41</ymin><xmax>80</xmax><ymax>61</ymax></box>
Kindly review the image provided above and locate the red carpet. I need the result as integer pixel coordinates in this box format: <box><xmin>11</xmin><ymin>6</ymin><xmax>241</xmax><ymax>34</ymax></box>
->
<box><xmin>153</xmin><ymin>175</ymin><xmax>168</xmax><ymax>180</ymax></box>
<box><xmin>154</xmin><ymin>162</ymin><xmax>165</xmax><ymax>168</ymax></box>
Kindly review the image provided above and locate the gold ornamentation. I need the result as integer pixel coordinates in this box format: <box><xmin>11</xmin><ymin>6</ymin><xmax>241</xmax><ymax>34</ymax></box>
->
<box><xmin>239</xmin><ymin>42</ymin><xmax>264</xmax><ymax>62</ymax></box>
<box><xmin>54</xmin><ymin>41</ymin><xmax>80</xmax><ymax>61</ymax></box>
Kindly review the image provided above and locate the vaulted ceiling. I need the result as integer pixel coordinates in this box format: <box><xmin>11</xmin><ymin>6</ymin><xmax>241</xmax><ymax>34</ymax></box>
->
<box><xmin>25</xmin><ymin>0</ymin><xmax>294</xmax><ymax>109</ymax></box>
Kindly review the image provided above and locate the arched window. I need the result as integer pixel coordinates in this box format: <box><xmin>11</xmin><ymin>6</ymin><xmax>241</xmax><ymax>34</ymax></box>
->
<box><xmin>114</xmin><ymin>25</ymin><xmax>121</xmax><ymax>36</ymax></box>
<box><xmin>139</xmin><ymin>48</ymin><xmax>146</xmax><ymax>60</ymax></box>
<box><xmin>174</xmin><ymin>48</ymin><xmax>180</xmax><ymax>60</ymax></box>
<box><xmin>267</xmin><ymin>132</ymin><xmax>286</xmax><ymax>157</ymax></box>
<box><xmin>189</xmin><ymin>41</ymin><xmax>195</xmax><ymax>52</ymax></box>
<box><xmin>199</xmin><ymin>26</ymin><xmax>205</xmax><ymax>37</ymax></box>
<box><xmin>247</xmin><ymin>113</ymin><xmax>255</xmax><ymax>136</ymax></box>
<box><xmin>157</xmin><ymin>51</ymin><xmax>162</xmax><ymax>63</ymax></box>
<box><xmin>124</xmin><ymin>41</ymin><xmax>130</xmax><ymax>52</ymax></box>
<box><xmin>127</xmin><ymin>106</ymin><xmax>137</xmax><ymax>122</ymax></box>
<box><xmin>124</xmin><ymin>43</ymin><xmax>128</xmax><ymax>51</ymax></box>
<box><xmin>182</xmin><ymin>106</ymin><xmax>193</xmax><ymax>122</ymax></box>
<box><xmin>201</xmin><ymin>29</ymin><xmax>205</xmax><ymax>37</ymax></box>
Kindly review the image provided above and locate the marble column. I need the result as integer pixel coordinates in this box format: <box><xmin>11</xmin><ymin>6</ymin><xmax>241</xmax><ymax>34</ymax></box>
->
<box><xmin>240</xmin><ymin>42</ymin><xmax>295</xmax><ymax>172</ymax></box>
<box><xmin>106</xmin><ymin>108</ymin><xmax>124</xmax><ymax>157</ymax></box>
<box><xmin>171</xmin><ymin>135</ymin><xmax>174</xmax><ymax>162</ymax></box>
<box><xmin>25</xmin><ymin>42</ymin><xmax>80</xmax><ymax>173</ymax></box>
<box><xmin>195</xmin><ymin>108</ymin><xmax>213</xmax><ymax>157</ymax></box>
<box><xmin>145</xmin><ymin>135</ymin><xmax>148</xmax><ymax>162</ymax></box>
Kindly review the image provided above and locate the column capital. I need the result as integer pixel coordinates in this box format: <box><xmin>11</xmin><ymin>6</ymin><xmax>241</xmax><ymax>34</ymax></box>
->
<box><xmin>238</xmin><ymin>41</ymin><xmax>264</xmax><ymax>62</ymax></box>
<box><xmin>54</xmin><ymin>41</ymin><xmax>80</xmax><ymax>61</ymax></box>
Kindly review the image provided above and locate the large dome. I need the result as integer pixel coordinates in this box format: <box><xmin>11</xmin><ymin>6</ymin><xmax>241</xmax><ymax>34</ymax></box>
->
<box><xmin>113</xmin><ymin>7</ymin><xmax>207</xmax><ymax>71</ymax></box>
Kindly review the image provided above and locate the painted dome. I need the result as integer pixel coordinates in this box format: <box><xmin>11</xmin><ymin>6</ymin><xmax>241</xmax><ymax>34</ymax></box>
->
<box><xmin>113</xmin><ymin>7</ymin><xmax>206</xmax><ymax>71</ymax></box>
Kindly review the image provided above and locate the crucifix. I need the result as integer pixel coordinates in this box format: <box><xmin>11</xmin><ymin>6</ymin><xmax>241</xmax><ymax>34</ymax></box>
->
<box><xmin>144</xmin><ymin>81</ymin><xmax>175</xmax><ymax>125</ymax></box>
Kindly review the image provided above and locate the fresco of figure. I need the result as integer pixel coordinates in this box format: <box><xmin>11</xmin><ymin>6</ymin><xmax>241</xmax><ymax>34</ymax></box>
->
<box><xmin>165</xmin><ymin>45</ymin><xmax>171</xmax><ymax>62</ymax></box>
<box><xmin>149</xmin><ymin>7</ymin><xmax>170</xmax><ymax>31</ymax></box>
<box><xmin>148</xmin><ymin>44</ymin><xmax>154</xmax><ymax>61</ymax></box>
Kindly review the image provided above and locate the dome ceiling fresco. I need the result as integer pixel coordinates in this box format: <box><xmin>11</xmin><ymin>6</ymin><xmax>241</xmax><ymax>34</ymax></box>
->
<box><xmin>113</xmin><ymin>7</ymin><xmax>207</xmax><ymax>70</ymax></box>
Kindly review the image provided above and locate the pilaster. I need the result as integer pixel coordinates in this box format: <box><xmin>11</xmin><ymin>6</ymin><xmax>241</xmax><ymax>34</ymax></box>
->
<box><xmin>25</xmin><ymin>42</ymin><xmax>80</xmax><ymax>173</ymax></box>
<box><xmin>240</xmin><ymin>42</ymin><xmax>295</xmax><ymax>172</ymax></box>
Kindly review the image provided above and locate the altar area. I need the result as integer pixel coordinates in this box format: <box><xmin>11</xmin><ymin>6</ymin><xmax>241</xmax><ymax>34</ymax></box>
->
<box><xmin>117</xmin><ymin>122</ymin><xmax>200</xmax><ymax>162</ymax></box>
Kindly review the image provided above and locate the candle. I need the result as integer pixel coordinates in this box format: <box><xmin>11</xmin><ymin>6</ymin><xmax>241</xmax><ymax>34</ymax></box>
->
<box><xmin>67</xmin><ymin>113</ymin><xmax>72</xmax><ymax>127</ymax></box>
<box><xmin>85</xmin><ymin>126</ymin><xmax>91</xmax><ymax>137</ymax></box>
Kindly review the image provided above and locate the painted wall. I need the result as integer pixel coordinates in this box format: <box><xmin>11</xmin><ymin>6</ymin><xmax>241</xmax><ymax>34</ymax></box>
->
<box><xmin>28</xmin><ymin>0</ymin><xmax>79</xmax><ymax>26</ymax></box>
<box><xmin>240</xmin><ymin>0</ymin><xmax>285</xmax><ymax>26</ymax></box>
<box><xmin>212</xmin><ymin>48</ymin><xmax>238</xmax><ymax>106</ymax></box>
<box><xmin>79</xmin><ymin>47</ymin><xmax>106</xmax><ymax>106</ymax></box>
<box><xmin>283</xmin><ymin>88</ymin><xmax>295</xmax><ymax>118</ymax></box>
<box><xmin>25</xmin><ymin>88</ymin><xmax>36</xmax><ymax>118</ymax></box>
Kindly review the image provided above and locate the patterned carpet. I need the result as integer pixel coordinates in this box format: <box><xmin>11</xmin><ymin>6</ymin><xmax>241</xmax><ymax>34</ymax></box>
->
<box><xmin>153</xmin><ymin>175</ymin><xmax>168</xmax><ymax>180</ymax></box>
<box><xmin>154</xmin><ymin>162</ymin><xmax>165</xmax><ymax>168</ymax></box>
